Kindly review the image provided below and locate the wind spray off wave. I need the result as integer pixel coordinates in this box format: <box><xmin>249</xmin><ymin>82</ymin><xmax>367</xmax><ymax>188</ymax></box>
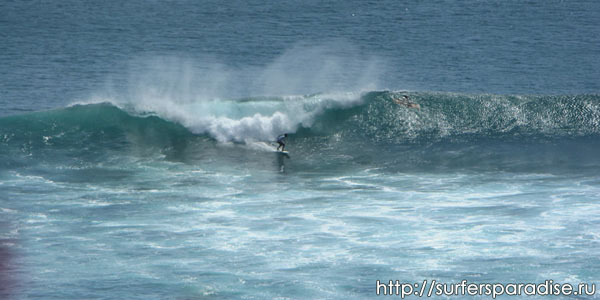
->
<box><xmin>86</xmin><ymin>44</ymin><xmax>384</xmax><ymax>142</ymax></box>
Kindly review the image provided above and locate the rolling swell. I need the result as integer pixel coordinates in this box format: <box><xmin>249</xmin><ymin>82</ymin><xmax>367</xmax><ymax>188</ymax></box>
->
<box><xmin>1</xmin><ymin>92</ymin><xmax>600</xmax><ymax>172</ymax></box>
<box><xmin>0</xmin><ymin>103</ymin><xmax>194</xmax><ymax>170</ymax></box>
<box><xmin>298</xmin><ymin>92</ymin><xmax>600</xmax><ymax>172</ymax></box>
<box><xmin>304</xmin><ymin>91</ymin><xmax>600</xmax><ymax>144</ymax></box>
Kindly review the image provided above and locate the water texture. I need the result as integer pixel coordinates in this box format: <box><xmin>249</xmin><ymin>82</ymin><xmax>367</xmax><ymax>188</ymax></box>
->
<box><xmin>1</xmin><ymin>1</ymin><xmax>599</xmax><ymax>299</ymax></box>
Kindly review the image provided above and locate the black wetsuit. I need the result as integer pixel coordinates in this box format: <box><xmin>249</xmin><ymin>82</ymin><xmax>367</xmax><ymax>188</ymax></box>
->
<box><xmin>276</xmin><ymin>134</ymin><xmax>286</xmax><ymax>151</ymax></box>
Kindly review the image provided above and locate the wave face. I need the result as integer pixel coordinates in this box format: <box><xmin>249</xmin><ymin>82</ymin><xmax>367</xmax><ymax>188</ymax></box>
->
<box><xmin>0</xmin><ymin>103</ymin><xmax>193</xmax><ymax>169</ymax></box>
<box><xmin>2</xmin><ymin>92</ymin><xmax>600</xmax><ymax>171</ymax></box>
<box><xmin>306</xmin><ymin>91</ymin><xmax>600</xmax><ymax>142</ymax></box>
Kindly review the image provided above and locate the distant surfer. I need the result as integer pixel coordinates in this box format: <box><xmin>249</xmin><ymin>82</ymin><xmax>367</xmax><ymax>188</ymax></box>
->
<box><xmin>276</xmin><ymin>134</ymin><xmax>288</xmax><ymax>152</ymax></box>
<box><xmin>394</xmin><ymin>95</ymin><xmax>420</xmax><ymax>109</ymax></box>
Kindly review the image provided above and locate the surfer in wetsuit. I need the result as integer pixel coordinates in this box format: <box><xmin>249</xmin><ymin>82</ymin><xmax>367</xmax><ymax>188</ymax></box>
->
<box><xmin>276</xmin><ymin>134</ymin><xmax>288</xmax><ymax>151</ymax></box>
<box><xmin>394</xmin><ymin>95</ymin><xmax>420</xmax><ymax>109</ymax></box>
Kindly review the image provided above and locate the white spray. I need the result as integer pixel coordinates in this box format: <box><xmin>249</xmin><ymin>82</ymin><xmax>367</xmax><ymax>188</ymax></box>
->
<box><xmin>89</xmin><ymin>43</ymin><xmax>386</xmax><ymax>143</ymax></box>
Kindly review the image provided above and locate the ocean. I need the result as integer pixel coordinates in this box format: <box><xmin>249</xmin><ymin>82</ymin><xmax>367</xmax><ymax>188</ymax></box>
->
<box><xmin>1</xmin><ymin>1</ymin><xmax>599</xmax><ymax>299</ymax></box>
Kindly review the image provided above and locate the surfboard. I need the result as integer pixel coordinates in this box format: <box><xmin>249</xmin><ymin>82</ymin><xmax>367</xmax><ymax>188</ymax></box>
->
<box><xmin>275</xmin><ymin>150</ymin><xmax>290</xmax><ymax>156</ymax></box>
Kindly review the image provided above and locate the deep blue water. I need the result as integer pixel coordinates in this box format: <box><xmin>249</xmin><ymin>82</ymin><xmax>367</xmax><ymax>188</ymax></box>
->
<box><xmin>1</xmin><ymin>1</ymin><xmax>600</xmax><ymax>299</ymax></box>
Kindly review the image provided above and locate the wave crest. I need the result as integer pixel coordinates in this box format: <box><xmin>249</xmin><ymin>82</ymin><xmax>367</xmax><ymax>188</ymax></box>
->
<box><xmin>2</xmin><ymin>92</ymin><xmax>599</xmax><ymax>152</ymax></box>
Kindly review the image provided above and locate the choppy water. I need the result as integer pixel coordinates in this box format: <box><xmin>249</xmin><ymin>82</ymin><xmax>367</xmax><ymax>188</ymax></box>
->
<box><xmin>1</xmin><ymin>1</ymin><xmax>600</xmax><ymax>299</ymax></box>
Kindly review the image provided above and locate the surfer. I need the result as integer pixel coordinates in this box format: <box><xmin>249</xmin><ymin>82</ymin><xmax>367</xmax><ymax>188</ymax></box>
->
<box><xmin>276</xmin><ymin>134</ymin><xmax>288</xmax><ymax>151</ymax></box>
<box><xmin>394</xmin><ymin>95</ymin><xmax>420</xmax><ymax>109</ymax></box>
